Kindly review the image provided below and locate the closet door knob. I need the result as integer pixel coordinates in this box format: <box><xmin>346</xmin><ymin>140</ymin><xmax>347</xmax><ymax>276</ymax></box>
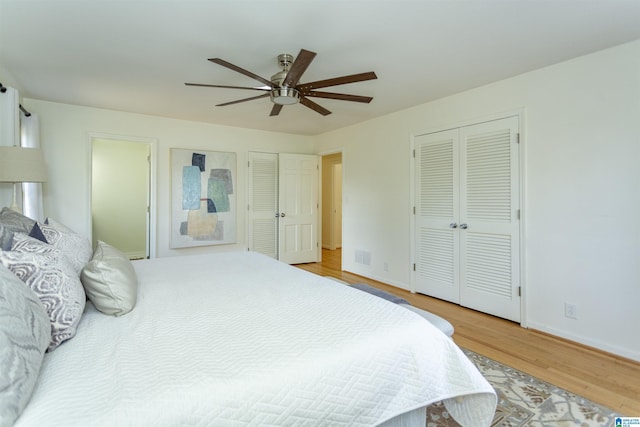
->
<box><xmin>449</xmin><ymin>222</ymin><xmax>458</xmax><ymax>229</ymax></box>
<box><xmin>275</xmin><ymin>213</ymin><xmax>280</xmax><ymax>218</ymax></box>
<box><xmin>280</xmin><ymin>213</ymin><xmax>286</xmax><ymax>218</ymax></box>
<box><xmin>459</xmin><ymin>223</ymin><xmax>468</xmax><ymax>229</ymax></box>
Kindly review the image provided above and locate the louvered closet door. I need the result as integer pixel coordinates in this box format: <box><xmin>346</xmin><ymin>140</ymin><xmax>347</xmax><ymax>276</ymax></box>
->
<box><xmin>248</xmin><ymin>152</ymin><xmax>278</xmax><ymax>258</ymax></box>
<box><xmin>415</xmin><ymin>129</ymin><xmax>461</xmax><ymax>303</ymax></box>
<box><xmin>459</xmin><ymin>116</ymin><xmax>520</xmax><ymax>322</ymax></box>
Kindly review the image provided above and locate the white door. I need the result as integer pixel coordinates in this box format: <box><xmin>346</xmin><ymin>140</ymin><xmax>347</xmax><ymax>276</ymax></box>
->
<box><xmin>278</xmin><ymin>154</ymin><xmax>319</xmax><ymax>264</ymax></box>
<box><xmin>247</xmin><ymin>152</ymin><xmax>278</xmax><ymax>259</ymax></box>
<box><xmin>459</xmin><ymin>117</ymin><xmax>520</xmax><ymax>322</ymax></box>
<box><xmin>415</xmin><ymin>129</ymin><xmax>461</xmax><ymax>303</ymax></box>
<box><xmin>414</xmin><ymin>116</ymin><xmax>520</xmax><ymax>322</ymax></box>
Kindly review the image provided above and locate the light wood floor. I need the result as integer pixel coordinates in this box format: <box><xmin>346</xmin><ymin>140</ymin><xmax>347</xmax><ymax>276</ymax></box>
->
<box><xmin>295</xmin><ymin>248</ymin><xmax>640</xmax><ymax>415</ymax></box>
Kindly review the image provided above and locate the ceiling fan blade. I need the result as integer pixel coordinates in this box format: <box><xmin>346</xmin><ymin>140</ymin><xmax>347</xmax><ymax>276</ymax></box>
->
<box><xmin>282</xmin><ymin>49</ymin><xmax>317</xmax><ymax>88</ymax></box>
<box><xmin>303</xmin><ymin>91</ymin><xmax>373</xmax><ymax>103</ymax></box>
<box><xmin>216</xmin><ymin>93</ymin><xmax>270</xmax><ymax>107</ymax></box>
<box><xmin>270</xmin><ymin>104</ymin><xmax>283</xmax><ymax>116</ymax></box>
<box><xmin>299</xmin><ymin>97</ymin><xmax>331</xmax><ymax>116</ymax></box>
<box><xmin>185</xmin><ymin>83</ymin><xmax>270</xmax><ymax>91</ymax></box>
<box><xmin>298</xmin><ymin>71</ymin><xmax>377</xmax><ymax>91</ymax></box>
<box><xmin>208</xmin><ymin>58</ymin><xmax>273</xmax><ymax>87</ymax></box>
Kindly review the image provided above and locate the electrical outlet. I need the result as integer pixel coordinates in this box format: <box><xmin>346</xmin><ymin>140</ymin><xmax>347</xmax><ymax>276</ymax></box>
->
<box><xmin>564</xmin><ymin>302</ymin><xmax>578</xmax><ymax>319</ymax></box>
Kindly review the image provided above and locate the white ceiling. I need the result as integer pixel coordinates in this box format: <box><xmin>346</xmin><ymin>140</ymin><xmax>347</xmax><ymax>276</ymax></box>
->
<box><xmin>1</xmin><ymin>0</ymin><xmax>640</xmax><ymax>136</ymax></box>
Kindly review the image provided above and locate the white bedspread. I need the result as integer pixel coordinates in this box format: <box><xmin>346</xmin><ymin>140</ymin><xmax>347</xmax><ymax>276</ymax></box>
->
<box><xmin>16</xmin><ymin>251</ymin><xmax>496</xmax><ymax>426</ymax></box>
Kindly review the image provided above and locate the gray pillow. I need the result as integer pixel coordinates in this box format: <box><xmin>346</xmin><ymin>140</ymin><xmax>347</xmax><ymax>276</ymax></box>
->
<box><xmin>81</xmin><ymin>240</ymin><xmax>138</xmax><ymax>316</ymax></box>
<box><xmin>0</xmin><ymin>264</ymin><xmax>50</xmax><ymax>426</ymax></box>
<box><xmin>0</xmin><ymin>224</ymin><xmax>13</xmax><ymax>251</ymax></box>
<box><xmin>0</xmin><ymin>249</ymin><xmax>86</xmax><ymax>351</ymax></box>
<box><xmin>0</xmin><ymin>208</ymin><xmax>36</xmax><ymax>251</ymax></box>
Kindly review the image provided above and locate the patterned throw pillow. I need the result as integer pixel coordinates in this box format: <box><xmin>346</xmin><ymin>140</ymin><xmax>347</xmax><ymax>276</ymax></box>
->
<box><xmin>0</xmin><ymin>264</ymin><xmax>50</xmax><ymax>425</ymax></box>
<box><xmin>38</xmin><ymin>218</ymin><xmax>93</xmax><ymax>275</ymax></box>
<box><xmin>11</xmin><ymin>232</ymin><xmax>55</xmax><ymax>255</ymax></box>
<box><xmin>0</xmin><ymin>250</ymin><xmax>86</xmax><ymax>351</ymax></box>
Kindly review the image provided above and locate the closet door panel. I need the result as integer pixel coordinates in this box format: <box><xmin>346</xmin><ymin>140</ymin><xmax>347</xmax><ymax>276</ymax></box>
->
<box><xmin>415</xmin><ymin>129</ymin><xmax>460</xmax><ymax>303</ymax></box>
<box><xmin>278</xmin><ymin>154</ymin><xmax>319</xmax><ymax>264</ymax></box>
<box><xmin>248</xmin><ymin>152</ymin><xmax>279</xmax><ymax>258</ymax></box>
<box><xmin>459</xmin><ymin>116</ymin><xmax>520</xmax><ymax>322</ymax></box>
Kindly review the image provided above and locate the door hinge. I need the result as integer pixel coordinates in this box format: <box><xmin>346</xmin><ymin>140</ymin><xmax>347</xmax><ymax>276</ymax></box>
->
<box><xmin>413</xmin><ymin>263</ymin><xmax>416</xmax><ymax>271</ymax></box>
<box><xmin>516</xmin><ymin>133</ymin><xmax>520</xmax><ymax>144</ymax></box>
<box><xmin>248</xmin><ymin>161</ymin><xmax>250</xmax><ymax>167</ymax></box>
<box><xmin>413</xmin><ymin>206</ymin><xmax>416</xmax><ymax>215</ymax></box>
<box><xmin>516</xmin><ymin>209</ymin><xmax>520</xmax><ymax>220</ymax></box>
<box><xmin>413</xmin><ymin>149</ymin><xmax>416</xmax><ymax>158</ymax></box>
<box><xmin>518</xmin><ymin>286</ymin><xmax>522</xmax><ymax>297</ymax></box>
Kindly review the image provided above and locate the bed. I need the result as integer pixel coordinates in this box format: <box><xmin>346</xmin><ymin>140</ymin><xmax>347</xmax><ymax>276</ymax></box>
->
<box><xmin>1</xmin><ymin>211</ymin><xmax>496</xmax><ymax>427</ymax></box>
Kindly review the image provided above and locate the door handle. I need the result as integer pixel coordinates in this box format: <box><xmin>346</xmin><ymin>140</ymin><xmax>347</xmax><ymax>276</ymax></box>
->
<box><xmin>449</xmin><ymin>222</ymin><xmax>458</xmax><ymax>229</ymax></box>
<box><xmin>280</xmin><ymin>213</ymin><xmax>286</xmax><ymax>218</ymax></box>
<box><xmin>275</xmin><ymin>213</ymin><xmax>280</xmax><ymax>218</ymax></box>
<box><xmin>459</xmin><ymin>223</ymin><xmax>468</xmax><ymax>229</ymax></box>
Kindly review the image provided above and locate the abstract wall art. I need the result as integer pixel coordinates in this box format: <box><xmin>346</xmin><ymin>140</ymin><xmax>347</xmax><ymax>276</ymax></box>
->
<box><xmin>170</xmin><ymin>148</ymin><xmax>237</xmax><ymax>248</ymax></box>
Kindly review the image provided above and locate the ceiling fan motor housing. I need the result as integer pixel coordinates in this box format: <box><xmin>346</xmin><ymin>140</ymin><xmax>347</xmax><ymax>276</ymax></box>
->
<box><xmin>270</xmin><ymin>87</ymin><xmax>300</xmax><ymax>105</ymax></box>
<box><xmin>270</xmin><ymin>53</ymin><xmax>299</xmax><ymax>105</ymax></box>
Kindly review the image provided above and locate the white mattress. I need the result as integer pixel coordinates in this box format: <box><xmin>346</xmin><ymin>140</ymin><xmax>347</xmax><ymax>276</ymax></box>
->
<box><xmin>16</xmin><ymin>251</ymin><xmax>496</xmax><ymax>426</ymax></box>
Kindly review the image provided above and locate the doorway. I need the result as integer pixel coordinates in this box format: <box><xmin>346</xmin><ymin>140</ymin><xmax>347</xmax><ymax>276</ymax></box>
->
<box><xmin>321</xmin><ymin>153</ymin><xmax>342</xmax><ymax>251</ymax></box>
<box><xmin>91</xmin><ymin>136</ymin><xmax>155</xmax><ymax>259</ymax></box>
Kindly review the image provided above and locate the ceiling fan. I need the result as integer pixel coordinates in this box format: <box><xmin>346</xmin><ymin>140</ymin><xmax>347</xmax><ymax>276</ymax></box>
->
<box><xmin>185</xmin><ymin>49</ymin><xmax>377</xmax><ymax>116</ymax></box>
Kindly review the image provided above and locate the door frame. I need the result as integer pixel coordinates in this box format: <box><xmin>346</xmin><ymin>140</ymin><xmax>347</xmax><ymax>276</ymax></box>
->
<box><xmin>321</xmin><ymin>152</ymin><xmax>343</xmax><ymax>251</ymax></box>
<box><xmin>87</xmin><ymin>132</ymin><xmax>157</xmax><ymax>259</ymax></box>
<box><xmin>318</xmin><ymin>148</ymin><xmax>344</xmax><ymax>263</ymax></box>
<box><xmin>409</xmin><ymin>109</ymin><xmax>527</xmax><ymax>327</ymax></box>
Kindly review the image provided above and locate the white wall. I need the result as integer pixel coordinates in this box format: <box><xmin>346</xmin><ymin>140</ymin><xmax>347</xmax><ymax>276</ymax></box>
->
<box><xmin>315</xmin><ymin>40</ymin><xmax>640</xmax><ymax>361</ymax></box>
<box><xmin>17</xmin><ymin>99</ymin><xmax>314</xmax><ymax>258</ymax></box>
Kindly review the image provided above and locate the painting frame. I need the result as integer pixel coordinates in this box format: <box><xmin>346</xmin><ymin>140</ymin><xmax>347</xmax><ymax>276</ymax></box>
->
<box><xmin>170</xmin><ymin>148</ymin><xmax>237</xmax><ymax>248</ymax></box>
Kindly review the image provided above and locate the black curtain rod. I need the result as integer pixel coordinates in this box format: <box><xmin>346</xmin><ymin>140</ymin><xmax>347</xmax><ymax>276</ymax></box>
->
<box><xmin>19</xmin><ymin>104</ymin><xmax>31</xmax><ymax>117</ymax></box>
<box><xmin>0</xmin><ymin>81</ymin><xmax>32</xmax><ymax>117</ymax></box>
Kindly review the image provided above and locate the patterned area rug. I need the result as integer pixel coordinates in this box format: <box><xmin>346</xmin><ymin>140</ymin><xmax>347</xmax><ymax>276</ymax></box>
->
<box><xmin>427</xmin><ymin>348</ymin><xmax>620</xmax><ymax>426</ymax></box>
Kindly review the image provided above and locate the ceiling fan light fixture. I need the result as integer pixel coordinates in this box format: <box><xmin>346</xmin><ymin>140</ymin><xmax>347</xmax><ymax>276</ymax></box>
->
<box><xmin>270</xmin><ymin>87</ymin><xmax>300</xmax><ymax>105</ymax></box>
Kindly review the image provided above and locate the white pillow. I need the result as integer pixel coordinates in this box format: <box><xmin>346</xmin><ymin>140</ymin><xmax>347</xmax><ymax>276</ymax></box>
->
<box><xmin>0</xmin><ymin>249</ymin><xmax>86</xmax><ymax>351</ymax></box>
<box><xmin>38</xmin><ymin>218</ymin><xmax>92</xmax><ymax>275</ymax></box>
<box><xmin>0</xmin><ymin>264</ymin><xmax>50</xmax><ymax>426</ymax></box>
<box><xmin>81</xmin><ymin>241</ymin><xmax>138</xmax><ymax>316</ymax></box>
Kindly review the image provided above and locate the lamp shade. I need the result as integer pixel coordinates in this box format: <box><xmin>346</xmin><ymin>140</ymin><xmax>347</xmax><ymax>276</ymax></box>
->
<box><xmin>0</xmin><ymin>146</ymin><xmax>47</xmax><ymax>183</ymax></box>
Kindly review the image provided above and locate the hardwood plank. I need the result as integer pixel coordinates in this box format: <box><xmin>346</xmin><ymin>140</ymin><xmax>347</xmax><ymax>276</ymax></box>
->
<box><xmin>295</xmin><ymin>248</ymin><xmax>640</xmax><ymax>415</ymax></box>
